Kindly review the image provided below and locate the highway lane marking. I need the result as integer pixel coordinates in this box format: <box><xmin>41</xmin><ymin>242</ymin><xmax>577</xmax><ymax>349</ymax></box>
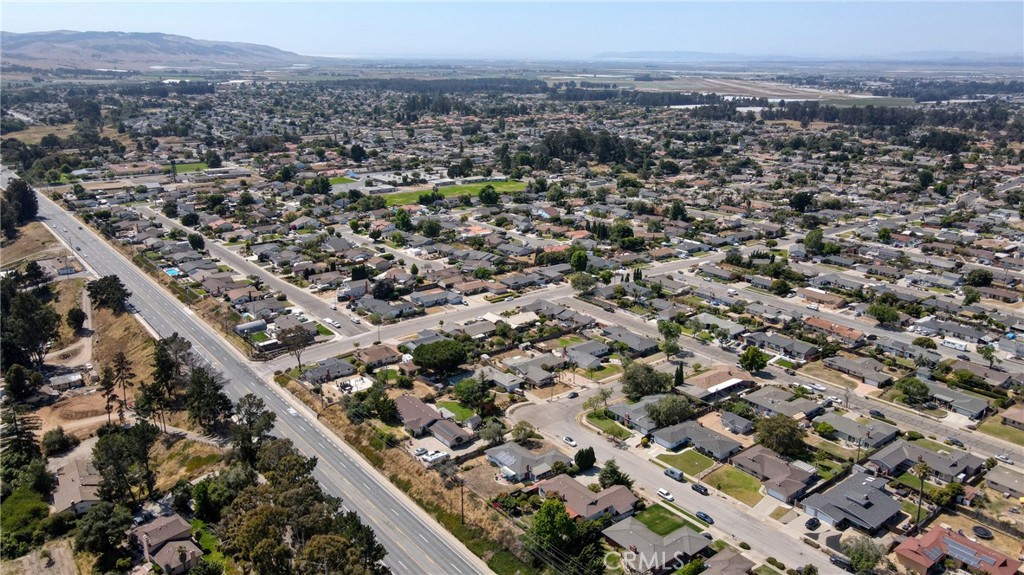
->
<box><xmin>451</xmin><ymin>562</ymin><xmax>463</xmax><ymax>574</ymax></box>
<box><xmin>397</xmin><ymin>560</ymin><xmax>408</xmax><ymax>571</ymax></box>
<box><xmin>418</xmin><ymin>533</ymin><xmax>428</xmax><ymax>543</ymax></box>
<box><xmin>390</xmin><ymin>507</ymin><xmax>400</xmax><ymax>516</ymax></box>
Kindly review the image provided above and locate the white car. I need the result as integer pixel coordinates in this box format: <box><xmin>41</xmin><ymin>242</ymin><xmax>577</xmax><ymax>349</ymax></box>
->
<box><xmin>810</xmin><ymin>383</ymin><xmax>827</xmax><ymax>392</ymax></box>
<box><xmin>657</xmin><ymin>488</ymin><xmax>674</xmax><ymax>501</ymax></box>
<box><xmin>330</xmin><ymin>303</ymin><xmax>337</xmax><ymax>310</ymax></box>
<box><xmin>287</xmin><ymin>408</ymin><xmax>299</xmax><ymax>417</ymax></box>
<box><xmin>563</xmin><ymin>436</ymin><xmax>577</xmax><ymax>447</ymax></box>
<box><xmin>996</xmin><ymin>455</ymin><xmax>1015</xmax><ymax>465</ymax></box>
<box><xmin>806</xmin><ymin>303</ymin><xmax>820</xmax><ymax>311</ymax></box>
<box><xmin>351</xmin><ymin>316</ymin><xmax>361</xmax><ymax>324</ymax></box>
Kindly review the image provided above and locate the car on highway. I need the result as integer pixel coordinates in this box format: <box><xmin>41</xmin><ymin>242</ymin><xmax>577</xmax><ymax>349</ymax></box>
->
<box><xmin>330</xmin><ymin>303</ymin><xmax>337</xmax><ymax>310</ymax></box>
<box><xmin>695</xmin><ymin>511</ymin><xmax>714</xmax><ymax>524</ymax></box>
<box><xmin>563</xmin><ymin>436</ymin><xmax>577</xmax><ymax>447</ymax></box>
<box><xmin>806</xmin><ymin>303</ymin><xmax>820</xmax><ymax>311</ymax></box>
<box><xmin>657</xmin><ymin>488</ymin><xmax>674</xmax><ymax>501</ymax></box>
<box><xmin>75</xmin><ymin>246</ymin><xmax>81</xmax><ymax>251</ymax></box>
<box><xmin>324</xmin><ymin>318</ymin><xmax>339</xmax><ymax>328</ymax></box>
<box><xmin>287</xmin><ymin>408</ymin><xmax>299</xmax><ymax>417</ymax></box>
<box><xmin>691</xmin><ymin>484</ymin><xmax>709</xmax><ymax>496</ymax></box>
<box><xmin>995</xmin><ymin>454</ymin><xmax>1014</xmax><ymax>465</ymax></box>
<box><xmin>805</xmin><ymin>517</ymin><xmax>821</xmax><ymax>530</ymax></box>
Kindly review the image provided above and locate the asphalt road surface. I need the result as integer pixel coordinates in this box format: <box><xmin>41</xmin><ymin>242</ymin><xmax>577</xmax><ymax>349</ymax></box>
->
<box><xmin>35</xmin><ymin>192</ymin><xmax>489</xmax><ymax>575</ymax></box>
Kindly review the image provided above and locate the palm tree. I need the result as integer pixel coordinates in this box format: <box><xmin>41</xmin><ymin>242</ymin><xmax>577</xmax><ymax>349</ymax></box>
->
<box><xmin>912</xmin><ymin>459</ymin><xmax>933</xmax><ymax>532</ymax></box>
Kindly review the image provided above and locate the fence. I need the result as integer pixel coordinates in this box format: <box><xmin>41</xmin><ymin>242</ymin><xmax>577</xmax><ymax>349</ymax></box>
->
<box><xmin>955</xmin><ymin>506</ymin><xmax>1024</xmax><ymax>540</ymax></box>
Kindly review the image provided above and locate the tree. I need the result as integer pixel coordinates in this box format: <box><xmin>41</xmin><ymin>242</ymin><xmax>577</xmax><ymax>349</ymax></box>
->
<box><xmin>965</xmin><ymin>269</ymin><xmax>993</xmax><ymax>287</ymax></box>
<box><xmin>371</xmin><ymin>279</ymin><xmax>394</xmax><ymax>300</ymax></box>
<box><xmin>0</xmin><ymin>406</ymin><xmax>42</xmax><ymax>481</ymax></box>
<box><xmin>645</xmin><ymin>395</ymin><xmax>693</xmax><ymax>428</ymax></box>
<box><xmin>419</xmin><ymin>219</ymin><xmax>441</xmax><ymax>238</ymax></box>
<box><xmin>674</xmin><ymin>364</ymin><xmax>685</xmax><ymax>387</ymax></box>
<box><xmin>803</xmin><ymin>228</ymin><xmax>824</xmax><ymax>255</ymax></box>
<box><xmin>738</xmin><ymin>345</ymin><xmax>768</xmax><ymax>373</ymax></box>
<box><xmin>574</xmin><ymin>446</ymin><xmax>596</xmax><ymax>471</ymax></box>
<box><xmin>185</xmin><ymin>365</ymin><xmax>233</xmax><ymax>431</ymax></box>
<box><xmin>452</xmin><ymin>377</ymin><xmax>491</xmax><ymax>411</ymax></box>
<box><xmin>478</xmin><ymin>185</ymin><xmax>500</xmax><ymax>206</ymax></box>
<box><xmin>181</xmin><ymin>212</ymin><xmax>200</xmax><ymax>227</ymax></box>
<box><xmin>789</xmin><ymin>191</ymin><xmax>815</xmax><ymax>213</ymax></box>
<box><xmin>568</xmin><ymin>272</ymin><xmax>596</xmax><ymax>294</ymax></box>
<box><xmin>842</xmin><ymin>536</ymin><xmax>884</xmax><ymax>575</ymax></box>
<box><xmin>620</xmin><ymin>362</ymin><xmax>671</xmax><ymax>401</ymax></box>
<box><xmin>412</xmin><ymin>339</ymin><xmax>467</xmax><ymax>374</ymax></box>
<box><xmin>755</xmin><ymin>414</ymin><xmax>807</xmax><ymax>458</ymax></box>
<box><xmin>41</xmin><ymin>427</ymin><xmax>80</xmax><ymax>457</ymax></box>
<box><xmin>912</xmin><ymin>336</ymin><xmax>936</xmax><ymax>349</ymax></box>
<box><xmin>525</xmin><ymin>499</ymin><xmax>577</xmax><ymax>559</ymax></box>
<box><xmin>598</xmin><ymin>459</ymin><xmax>634</xmax><ymax>489</ymax></box>
<box><xmin>87</xmin><ymin>275</ymin><xmax>132</xmax><ymax>313</ymax></box>
<box><xmin>876</xmin><ymin>227</ymin><xmax>892</xmax><ymax>244</ymax></box>
<box><xmin>570</xmin><ymin>250</ymin><xmax>588</xmax><ymax>273</ymax></box>
<box><xmin>279</xmin><ymin>326</ymin><xmax>315</xmax><ymax>373</ymax></box>
<box><xmin>896</xmin><ymin>377</ymin><xmax>930</xmax><ymax>406</ymax></box>
<box><xmin>188</xmin><ymin>232</ymin><xmax>206</xmax><ymax>251</ymax></box>
<box><xmin>4</xmin><ymin>292</ymin><xmax>61</xmax><ymax>368</ymax></box>
<box><xmin>668</xmin><ymin>200</ymin><xmax>688</xmax><ymax>221</ymax></box>
<box><xmin>110</xmin><ymin>352</ymin><xmax>135</xmax><ymax>424</ymax></box>
<box><xmin>962</xmin><ymin>286</ymin><xmax>981</xmax><ymax>306</ymax></box>
<box><xmin>3</xmin><ymin>180</ymin><xmax>39</xmax><ymax>226</ymax></box>
<box><xmin>479</xmin><ymin>420</ymin><xmax>505</xmax><ymax>446</ymax></box>
<box><xmin>3</xmin><ymin>364</ymin><xmax>42</xmax><ymax>404</ymax></box>
<box><xmin>98</xmin><ymin>367</ymin><xmax>117</xmax><ymax>425</ymax></box>
<box><xmin>66</xmin><ymin>306</ymin><xmax>87</xmax><ymax>331</ymax></box>
<box><xmin>979</xmin><ymin>345</ymin><xmax>999</xmax><ymax>368</ymax></box>
<box><xmin>867</xmin><ymin>302</ymin><xmax>900</xmax><ymax>325</ymax></box>
<box><xmin>135</xmin><ymin>380</ymin><xmax>170</xmax><ymax>432</ymax></box>
<box><xmin>657</xmin><ymin>320</ymin><xmax>682</xmax><ymax>357</ymax></box>
<box><xmin>510</xmin><ymin>421</ymin><xmax>536</xmax><ymax>444</ymax></box>
<box><xmin>814</xmin><ymin>421</ymin><xmax>837</xmax><ymax>439</ymax></box>
<box><xmin>231</xmin><ymin>394</ymin><xmax>277</xmax><ymax>465</ymax></box>
<box><xmin>770</xmin><ymin>279</ymin><xmax>792</xmax><ymax>296</ymax></box>
<box><xmin>409</xmin><ymin>263</ymin><xmax>418</xmax><ymax>276</ymax></box>
<box><xmin>204</xmin><ymin>150</ymin><xmax>223</xmax><ymax>168</ymax></box>
<box><xmin>22</xmin><ymin>261</ymin><xmax>49</xmax><ymax>287</ymax></box>
<box><xmin>912</xmin><ymin>460</ymin><xmax>932</xmax><ymax>528</ymax></box>
<box><xmin>75</xmin><ymin>502</ymin><xmax>132</xmax><ymax>555</ymax></box>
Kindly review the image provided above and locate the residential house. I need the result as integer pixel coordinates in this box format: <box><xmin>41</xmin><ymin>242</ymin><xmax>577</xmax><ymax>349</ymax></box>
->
<box><xmin>823</xmin><ymin>356</ymin><xmax>893</xmax><ymax>387</ymax></box>
<box><xmin>732</xmin><ymin>445</ymin><xmax>817</xmax><ymax>503</ymax></box>
<box><xmin>797</xmin><ymin>288</ymin><xmax>847</xmax><ymax>308</ymax></box>
<box><xmin>395</xmin><ymin>395</ymin><xmax>441</xmax><ymax>436</ymax></box>
<box><xmin>703</xmin><ymin>549</ymin><xmax>755</xmax><ymax>575</ymax></box>
<box><xmin>133</xmin><ymin>514</ymin><xmax>202</xmax><ymax>575</ymax></box>
<box><xmin>301</xmin><ymin>358</ymin><xmax>356</xmax><ymax>384</ymax></box>
<box><xmin>680</xmin><ymin>367</ymin><xmax>754</xmax><ymax>402</ymax></box>
<box><xmin>485</xmin><ymin>442</ymin><xmax>571</xmax><ymax>483</ymax></box>
<box><xmin>603</xmin><ymin>517</ymin><xmax>711</xmax><ymax>575</ymax></box>
<box><xmin>652</xmin><ymin>421</ymin><xmax>742</xmax><ymax>461</ymax></box>
<box><xmin>721</xmin><ymin>412</ymin><xmax>754</xmax><ymax>435</ymax></box>
<box><xmin>984</xmin><ymin>465</ymin><xmax>1024</xmax><ymax>498</ymax></box>
<box><xmin>536</xmin><ymin>474</ymin><xmax>638</xmax><ymax>522</ymax></box>
<box><xmin>52</xmin><ymin>458</ymin><xmax>101</xmax><ymax>516</ymax></box>
<box><xmin>867</xmin><ymin>439</ymin><xmax>984</xmax><ymax>484</ymax></box>
<box><xmin>353</xmin><ymin>344</ymin><xmax>402</xmax><ymax>368</ymax></box>
<box><xmin>1000</xmin><ymin>407</ymin><xmax>1024</xmax><ymax>431</ymax></box>
<box><xmin>895</xmin><ymin>526</ymin><xmax>1022</xmax><ymax>575</ymax></box>
<box><xmin>812</xmin><ymin>412</ymin><xmax>898</xmax><ymax>449</ymax></box>
<box><xmin>602</xmin><ymin>326</ymin><xmax>659</xmax><ymax>357</ymax></box>
<box><xmin>800</xmin><ymin>472</ymin><xmax>901</xmax><ymax>534</ymax></box>
<box><xmin>743</xmin><ymin>332</ymin><xmax>819</xmax><ymax>362</ymax></box>
<box><xmin>804</xmin><ymin>317</ymin><xmax>866</xmax><ymax>347</ymax></box>
<box><xmin>924</xmin><ymin>382</ymin><xmax>989</xmax><ymax>419</ymax></box>
<box><xmin>607</xmin><ymin>395</ymin><xmax>666</xmax><ymax>435</ymax></box>
<box><xmin>742</xmin><ymin>386</ymin><xmax>823</xmax><ymax>420</ymax></box>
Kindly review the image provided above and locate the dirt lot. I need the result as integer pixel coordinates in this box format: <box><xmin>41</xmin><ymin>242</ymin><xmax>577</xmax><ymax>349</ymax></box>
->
<box><xmin>698</xmin><ymin>411</ymin><xmax>754</xmax><ymax>448</ymax></box>
<box><xmin>151</xmin><ymin>435</ymin><xmax>225</xmax><ymax>492</ymax></box>
<box><xmin>35</xmin><ymin>391</ymin><xmax>109</xmax><ymax>436</ymax></box>
<box><xmin>92</xmin><ymin>307</ymin><xmax>154</xmax><ymax>377</ymax></box>
<box><xmin>0</xmin><ymin>538</ymin><xmax>78</xmax><ymax>575</ymax></box>
<box><xmin>0</xmin><ymin>221</ymin><xmax>62</xmax><ymax>269</ymax></box>
<box><xmin>46</xmin><ymin>279</ymin><xmax>86</xmax><ymax>350</ymax></box>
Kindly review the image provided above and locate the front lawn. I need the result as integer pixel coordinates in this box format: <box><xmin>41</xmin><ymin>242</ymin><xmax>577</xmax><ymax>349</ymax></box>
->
<box><xmin>704</xmin><ymin>466</ymin><xmax>763</xmax><ymax>506</ymax></box>
<box><xmin>316</xmin><ymin>324</ymin><xmax>333</xmax><ymax>336</ymax></box>
<box><xmin>170</xmin><ymin>162</ymin><xmax>208</xmax><ymax>174</ymax></box>
<box><xmin>978</xmin><ymin>417</ymin><xmax>1024</xmax><ymax>446</ymax></box>
<box><xmin>586</xmin><ymin>410</ymin><xmax>632</xmax><ymax>439</ymax></box>
<box><xmin>635</xmin><ymin>504</ymin><xmax>687</xmax><ymax>536</ymax></box>
<box><xmin>583</xmin><ymin>363</ymin><xmax>623</xmax><ymax>380</ymax></box>
<box><xmin>657</xmin><ymin>450</ymin><xmax>714</xmax><ymax>477</ymax></box>
<box><xmin>191</xmin><ymin>519</ymin><xmax>227</xmax><ymax>565</ymax></box>
<box><xmin>436</xmin><ymin>401</ymin><xmax>475</xmax><ymax>423</ymax></box>
<box><xmin>383</xmin><ymin>180</ymin><xmax>526</xmax><ymax>206</ymax></box>
<box><xmin>556</xmin><ymin>335</ymin><xmax>585</xmax><ymax>347</ymax></box>
<box><xmin>329</xmin><ymin>176</ymin><xmax>355</xmax><ymax>184</ymax></box>
<box><xmin>911</xmin><ymin>437</ymin><xmax>952</xmax><ymax>453</ymax></box>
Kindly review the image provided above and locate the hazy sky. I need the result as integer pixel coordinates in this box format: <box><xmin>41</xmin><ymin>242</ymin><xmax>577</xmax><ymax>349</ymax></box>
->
<box><xmin>3</xmin><ymin>1</ymin><xmax>1022</xmax><ymax>60</ymax></box>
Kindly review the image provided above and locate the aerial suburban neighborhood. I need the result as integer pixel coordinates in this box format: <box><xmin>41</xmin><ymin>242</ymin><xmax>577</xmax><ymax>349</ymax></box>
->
<box><xmin>1</xmin><ymin>7</ymin><xmax>1024</xmax><ymax>575</ymax></box>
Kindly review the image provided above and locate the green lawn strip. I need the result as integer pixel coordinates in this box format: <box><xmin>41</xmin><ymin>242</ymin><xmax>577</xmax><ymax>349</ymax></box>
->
<box><xmin>754</xmin><ymin>565</ymin><xmax>784</xmax><ymax>575</ymax></box>
<box><xmin>902</xmin><ymin>498</ymin><xmax>928</xmax><ymax>518</ymax></box>
<box><xmin>556</xmin><ymin>335</ymin><xmax>585</xmax><ymax>347</ymax></box>
<box><xmin>911</xmin><ymin>437</ymin><xmax>954</xmax><ymax>453</ymax></box>
<box><xmin>662</xmin><ymin>502</ymin><xmax>707</xmax><ymax>531</ymax></box>
<box><xmin>704</xmin><ymin>466</ymin><xmax>764</xmax><ymax>507</ymax></box>
<box><xmin>656</xmin><ymin>450</ymin><xmax>714</xmax><ymax>477</ymax></box>
<box><xmin>384</xmin><ymin>180</ymin><xmax>526</xmax><ymax>206</ymax></box>
<box><xmin>582</xmin><ymin>363</ymin><xmax>623</xmax><ymax>380</ymax></box>
<box><xmin>250</xmin><ymin>331</ymin><xmax>270</xmax><ymax>343</ymax></box>
<box><xmin>436</xmin><ymin>401</ymin><xmax>475</xmax><ymax>423</ymax></box>
<box><xmin>316</xmin><ymin>324</ymin><xmax>333</xmax><ymax>336</ymax></box>
<box><xmin>586</xmin><ymin>410</ymin><xmax>632</xmax><ymax>439</ymax></box>
<box><xmin>891</xmin><ymin>472</ymin><xmax>941</xmax><ymax>496</ymax></box>
<box><xmin>170</xmin><ymin>162</ymin><xmax>208</xmax><ymax>174</ymax></box>
<box><xmin>191</xmin><ymin>519</ymin><xmax>227</xmax><ymax>565</ymax></box>
<box><xmin>977</xmin><ymin>417</ymin><xmax>1024</xmax><ymax>446</ymax></box>
<box><xmin>636</xmin><ymin>503</ymin><xmax>688</xmax><ymax>536</ymax></box>
<box><xmin>329</xmin><ymin>176</ymin><xmax>355</xmax><ymax>184</ymax></box>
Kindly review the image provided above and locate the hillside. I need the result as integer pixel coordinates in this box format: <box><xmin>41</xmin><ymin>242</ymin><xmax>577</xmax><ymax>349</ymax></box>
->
<box><xmin>0</xmin><ymin>30</ymin><xmax>320</xmax><ymax>70</ymax></box>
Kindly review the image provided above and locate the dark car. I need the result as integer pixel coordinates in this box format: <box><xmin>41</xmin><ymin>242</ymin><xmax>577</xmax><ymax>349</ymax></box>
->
<box><xmin>701</xmin><ymin>532</ymin><xmax>713</xmax><ymax>540</ymax></box>
<box><xmin>805</xmin><ymin>517</ymin><xmax>821</xmax><ymax>530</ymax></box>
<box><xmin>830</xmin><ymin>557</ymin><xmax>854</xmax><ymax>572</ymax></box>
<box><xmin>695</xmin><ymin>511</ymin><xmax>714</xmax><ymax>524</ymax></box>
<box><xmin>691</xmin><ymin>484</ymin><xmax>709</xmax><ymax>496</ymax></box>
<box><xmin>567</xmin><ymin>391</ymin><xmax>579</xmax><ymax>399</ymax></box>
<box><xmin>957</xmin><ymin>354</ymin><xmax>971</xmax><ymax>360</ymax></box>
<box><xmin>869</xmin><ymin>409</ymin><xmax>885</xmax><ymax>419</ymax></box>
<box><xmin>866</xmin><ymin>334</ymin><xmax>877</xmax><ymax>341</ymax></box>
<box><xmin>947</xmin><ymin>437</ymin><xmax>965</xmax><ymax>448</ymax></box>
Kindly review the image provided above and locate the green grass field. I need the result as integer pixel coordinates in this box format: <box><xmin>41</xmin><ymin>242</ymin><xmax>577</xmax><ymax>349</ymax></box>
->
<box><xmin>436</xmin><ymin>401</ymin><xmax>475</xmax><ymax>423</ymax></box>
<box><xmin>191</xmin><ymin>519</ymin><xmax>227</xmax><ymax>565</ymax></box>
<box><xmin>657</xmin><ymin>449</ymin><xmax>715</xmax><ymax>477</ymax></box>
<box><xmin>978</xmin><ymin>417</ymin><xmax>1024</xmax><ymax>446</ymax></box>
<box><xmin>586</xmin><ymin>410</ymin><xmax>632</xmax><ymax>439</ymax></box>
<box><xmin>635</xmin><ymin>504</ymin><xmax>688</xmax><ymax>536</ymax></box>
<box><xmin>169</xmin><ymin>162</ymin><xmax>207</xmax><ymax>174</ymax></box>
<box><xmin>705</xmin><ymin>466</ymin><xmax>763</xmax><ymax>506</ymax></box>
<box><xmin>329</xmin><ymin>176</ymin><xmax>356</xmax><ymax>185</ymax></box>
<box><xmin>891</xmin><ymin>472</ymin><xmax>940</xmax><ymax>496</ymax></box>
<box><xmin>383</xmin><ymin>180</ymin><xmax>526</xmax><ymax>206</ymax></box>
<box><xmin>582</xmin><ymin>363</ymin><xmax>623</xmax><ymax>380</ymax></box>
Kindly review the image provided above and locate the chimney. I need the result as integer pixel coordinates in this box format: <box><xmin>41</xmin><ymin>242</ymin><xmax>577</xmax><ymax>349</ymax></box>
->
<box><xmin>143</xmin><ymin>534</ymin><xmax>151</xmax><ymax>562</ymax></box>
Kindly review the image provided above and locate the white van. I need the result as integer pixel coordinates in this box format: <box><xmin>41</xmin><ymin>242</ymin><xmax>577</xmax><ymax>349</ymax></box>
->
<box><xmin>727</xmin><ymin>288</ymin><xmax>738</xmax><ymax>296</ymax></box>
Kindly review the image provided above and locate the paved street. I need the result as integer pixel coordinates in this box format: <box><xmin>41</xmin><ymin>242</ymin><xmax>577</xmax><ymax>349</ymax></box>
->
<box><xmin>35</xmin><ymin>192</ymin><xmax>490</xmax><ymax>575</ymax></box>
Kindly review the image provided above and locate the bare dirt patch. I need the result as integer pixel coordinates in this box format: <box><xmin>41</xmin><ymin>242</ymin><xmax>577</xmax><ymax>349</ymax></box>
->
<box><xmin>0</xmin><ymin>221</ymin><xmax>61</xmax><ymax>269</ymax></box>
<box><xmin>92</xmin><ymin>307</ymin><xmax>154</xmax><ymax>377</ymax></box>
<box><xmin>698</xmin><ymin>411</ymin><xmax>754</xmax><ymax>447</ymax></box>
<box><xmin>151</xmin><ymin>436</ymin><xmax>225</xmax><ymax>492</ymax></box>
<box><xmin>0</xmin><ymin>538</ymin><xmax>78</xmax><ymax>575</ymax></box>
<box><xmin>35</xmin><ymin>391</ymin><xmax>110</xmax><ymax>435</ymax></box>
<box><xmin>46</xmin><ymin>279</ymin><xmax>86</xmax><ymax>350</ymax></box>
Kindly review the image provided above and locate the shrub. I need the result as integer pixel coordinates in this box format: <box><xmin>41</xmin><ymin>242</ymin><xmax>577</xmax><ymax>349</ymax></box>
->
<box><xmin>767</xmin><ymin>558</ymin><xmax>786</xmax><ymax>570</ymax></box>
<box><xmin>739</xmin><ymin>542</ymin><xmax>751</xmax><ymax>550</ymax></box>
<box><xmin>41</xmin><ymin>427</ymin><xmax>80</xmax><ymax>457</ymax></box>
<box><xmin>906</xmin><ymin>431</ymin><xmax>923</xmax><ymax>441</ymax></box>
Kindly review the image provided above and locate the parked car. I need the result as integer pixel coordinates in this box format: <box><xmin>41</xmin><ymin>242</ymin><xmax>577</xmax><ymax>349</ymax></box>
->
<box><xmin>695</xmin><ymin>511</ymin><xmax>714</xmax><ymax>524</ymax></box>
<box><xmin>946</xmin><ymin>437</ymin><xmax>965</xmax><ymax>448</ymax></box>
<box><xmin>957</xmin><ymin>354</ymin><xmax>971</xmax><ymax>360</ymax></box>
<box><xmin>691</xmin><ymin>484</ymin><xmax>709</xmax><ymax>495</ymax></box>
<box><xmin>830</xmin><ymin>556</ymin><xmax>854</xmax><ymax>572</ymax></box>
<box><xmin>810</xmin><ymin>383</ymin><xmax>827</xmax><ymax>392</ymax></box>
<box><xmin>805</xmin><ymin>517</ymin><xmax>821</xmax><ymax>530</ymax></box>
<box><xmin>995</xmin><ymin>454</ymin><xmax>1015</xmax><ymax>465</ymax></box>
<box><xmin>567</xmin><ymin>391</ymin><xmax>579</xmax><ymax>399</ymax></box>
<box><xmin>664</xmin><ymin>467</ymin><xmax>685</xmax><ymax>482</ymax></box>
<box><xmin>413</xmin><ymin>447</ymin><xmax>427</xmax><ymax>457</ymax></box>
<box><xmin>563</xmin><ymin>436</ymin><xmax>577</xmax><ymax>447</ymax></box>
<box><xmin>866</xmin><ymin>334</ymin><xmax>877</xmax><ymax>341</ymax></box>
<box><xmin>351</xmin><ymin>316</ymin><xmax>361</xmax><ymax>324</ymax></box>
<box><xmin>869</xmin><ymin>409</ymin><xmax>885</xmax><ymax>419</ymax></box>
<box><xmin>657</xmin><ymin>488</ymin><xmax>674</xmax><ymax>501</ymax></box>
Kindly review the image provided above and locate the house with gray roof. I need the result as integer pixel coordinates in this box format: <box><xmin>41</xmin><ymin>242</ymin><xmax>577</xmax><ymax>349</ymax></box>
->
<box><xmin>607</xmin><ymin>395</ymin><xmax>666</xmax><ymax>435</ymax></box>
<box><xmin>721</xmin><ymin>412</ymin><xmax>754</xmax><ymax>435</ymax></box>
<box><xmin>924</xmin><ymin>382</ymin><xmax>989</xmax><ymax>419</ymax></box>
<box><xmin>693</xmin><ymin>313</ymin><xmax>746</xmax><ymax>339</ymax></box>
<box><xmin>744</xmin><ymin>332</ymin><xmax>819</xmax><ymax>362</ymax></box>
<box><xmin>652</xmin><ymin>421</ymin><xmax>742</xmax><ymax>461</ymax></box>
<box><xmin>603</xmin><ymin>517</ymin><xmax>711</xmax><ymax>574</ymax></box>
<box><xmin>732</xmin><ymin>445</ymin><xmax>817</xmax><ymax>503</ymax></box>
<box><xmin>812</xmin><ymin>412</ymin><xmax>898</xmax><ymax>449</ymax></box>
<box><xmin>867</xmin><ymin>439</ymin><xmax>984</xmax><ymax>484</ymax></box>
<box><xmin>602</xmin><ymin>326</ymin><xmax>659</xmax><ymax>356</ymax></box>
<box><xmin>823</xmin><ymin>356</ymin><xmax>893</xmax><ymax>387</ymax></box>
<box><xmin>801</xmin><ymin>472</ymin><xmax>901</xmax><ymax>534</ymax></box>
<box><xmin>742</xmin><ymin>386</ymin><xmax>823</xmax><ymax>420</ymax></box>
<box><xmin>484</xmin><ymin>442</ymin><xmax>571</xmax><ymax>483</ymax></box>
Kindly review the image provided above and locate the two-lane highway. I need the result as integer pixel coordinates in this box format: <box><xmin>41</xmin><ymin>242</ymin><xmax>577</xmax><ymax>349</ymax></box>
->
<box><xmin>35</xmin><ymin>192</ymin><xmax>490</xmax><ymax>575</ymax></box>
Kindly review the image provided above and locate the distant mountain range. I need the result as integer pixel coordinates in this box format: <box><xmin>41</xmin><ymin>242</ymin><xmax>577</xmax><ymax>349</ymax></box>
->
<box><xmin>0</xmin><ymin>30</ymin><xmax>321</xmax><ymax>70</ymax></box>
<box><xmin>594</xmin><ymin>50</ymin><xmax>1024</xmax><ymax>64</ymax></box>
